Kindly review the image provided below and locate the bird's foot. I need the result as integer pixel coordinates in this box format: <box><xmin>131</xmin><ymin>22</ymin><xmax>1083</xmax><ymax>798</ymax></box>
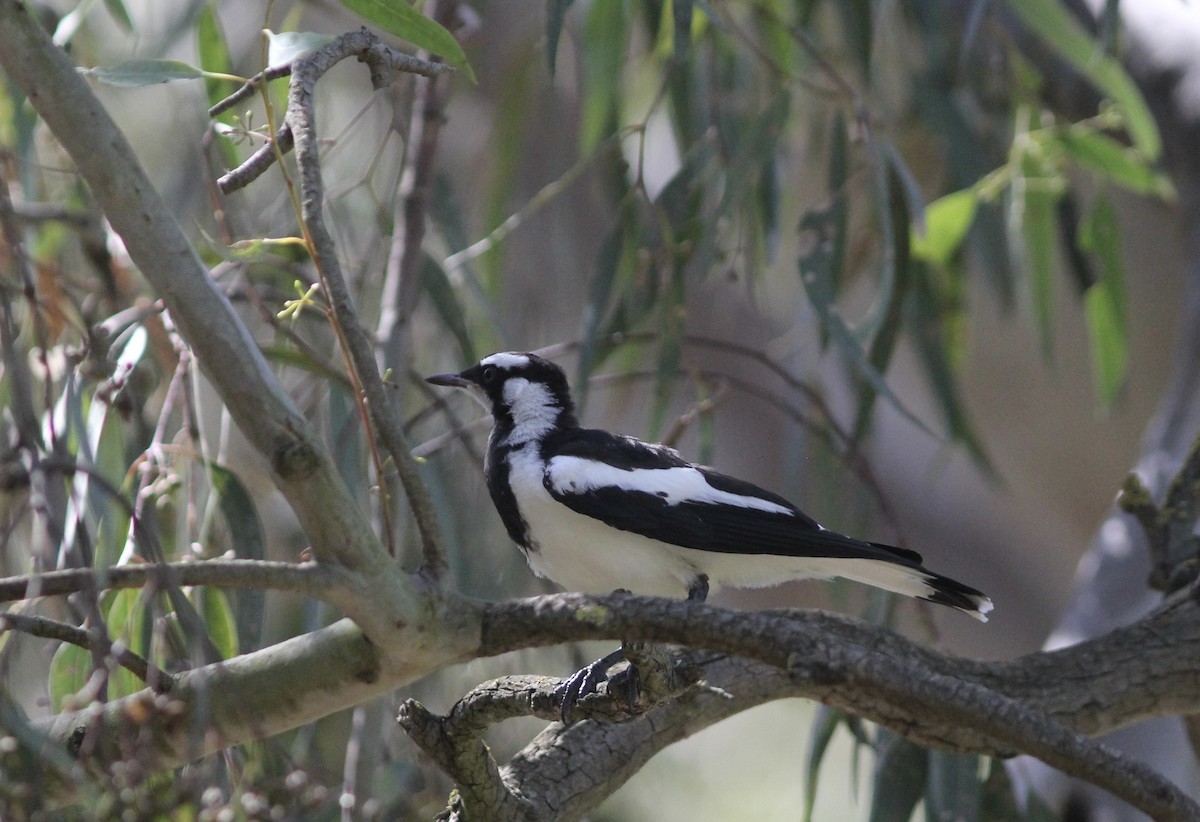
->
<box><xmin>556</xmin><ymin>647</ymin><xmax>629</xmax><ymax>724</ymax></box>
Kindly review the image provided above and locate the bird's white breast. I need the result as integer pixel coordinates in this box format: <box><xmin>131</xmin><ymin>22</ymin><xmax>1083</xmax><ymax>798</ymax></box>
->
<box><xmin>504</xmin><ymin>445</ymin><xmax>702</xmax><ymax>597</ymax></box>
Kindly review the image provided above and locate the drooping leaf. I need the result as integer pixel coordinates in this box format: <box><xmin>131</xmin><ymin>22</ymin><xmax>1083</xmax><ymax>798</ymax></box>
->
<box><xmin>1077</xmin><ymin>196</ymin><xmax>1128</xmax><ymax>405</ymax></box>
<box><xmin>1055</xmin><ymin>128</ymin><xmax>1173</xmax><ymax>198</ymax></box>
<box><xmin>197</xmin><ymin>5</ymin><xmax>235</xmax><ymax>111</ymax></box>
<box><xmin>799</xmin><ymin>207</ymin><xmax>935</xmax><ymax>438</ymax></box>
<box><xmin>1011</xmin><ymin>139</ymin><xmax>1062</xmax><ymax>359</ymax></box>
<box><xmin>421</xmin><ymin>256</ymin><xmax>476</xmax><ymax>364</ymax></box>
<box><xmin>911</xmin><ymin>189</ymin><xmax>979</xmax><ymax>266</ymax></box>
<box><xmin>854</xmin><ymin>162</ymin><xmax>913</xmax><ymax>440</ymax></box>
<box><xmin>197</xmin><ymin>586</ymin><xmax>239</xmax><ymax>660</ymax></box>
<box><xmin>672</xmin><ymin>0</ymin><xmax>694</xmax><ymax>59</ymax></box>
<box><xmin>579</xmin><ymin>0</ymin><xmax>627</xmax><ymax>154</ymax></box>
<box><xmin>208</xmin><ymin>462</ymin><xmax>266</xmax><ymax>652</ymax></box>
<box><xmin>104</xmin><ymin>588</ymin><xmax>150</xmax><ymax>700</ymax></box>
<box><xmin>909</xmin><ymin>263</ymin><xmax>994</xmax><ymax>471</ymax></box>
<box><xmin>102</xmin><ymin>0</ymin><xmax>134</xmax><ymax>33</ymax></box>
<box><xmin>1008</xmin><ymin>0</ymin><xmax>1160</xmax><ymax>160</ymax></box>
<box><xmin>869</xmin><ymin>730</ymin><xmax>929</xmax><ymax>822</ymax></box>
<box><xmin>338</xmin><ymin>0</ymin><xmax>476</xmax><ymax>82</ymax></box>
<box><xmin>82</xmin><ymin>59</ymin><xmax>203</xmax><ymax>87</ymax></box>
<box><xmin>804</xmin><ymin>706</ymin><xmax>843</xmax><ymax>822</ymax></box>
<box><xmin>545</xmin><ymin>0</ymin><xmax>578</xmax><ymax>77</ymax></box>
<box><xmin>925</xmin><ymin>751</ymin><xmax>981</xmax><ymax>822</ymax></box>
<box><xmin>577</xmin><ymin>204</ymin><xmax>637</xmax><ymax>415</ymax></box>
<box><xmin>48</xmin><ymin>643</ymin><xmax>91</xmax><ymax>712</ymax></box>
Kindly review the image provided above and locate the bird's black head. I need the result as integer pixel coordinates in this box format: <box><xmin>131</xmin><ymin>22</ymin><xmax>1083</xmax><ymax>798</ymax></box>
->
<box><xmin>425</xmin><ymin>352</ymin><xmax>578</xmax><ymax>435</ymax></box>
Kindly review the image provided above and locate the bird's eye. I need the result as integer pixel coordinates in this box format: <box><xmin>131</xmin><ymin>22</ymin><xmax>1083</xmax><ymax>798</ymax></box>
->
<box><xmin>481</xmin><ymin>365</ymin><xmax>498</xmax><ymax>384</ymax></box>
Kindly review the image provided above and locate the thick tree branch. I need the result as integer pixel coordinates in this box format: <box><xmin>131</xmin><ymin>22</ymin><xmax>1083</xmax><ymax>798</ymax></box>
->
<box><xmin>16</xmin><ymin>586</ymin><xmax>1200</xmax><ymax>814</ymax></box>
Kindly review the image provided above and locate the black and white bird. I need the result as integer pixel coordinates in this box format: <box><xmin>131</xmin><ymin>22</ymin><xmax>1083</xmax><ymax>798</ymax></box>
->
<box><xmin>425</xmin><ymin>351</ymin><xmax>992</xmax><ymax>622</ymax></box>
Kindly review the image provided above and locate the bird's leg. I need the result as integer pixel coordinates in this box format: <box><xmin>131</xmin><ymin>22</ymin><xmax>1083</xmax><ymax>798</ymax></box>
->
<box><xmin>556</xmin><ymin>577</ymin><xmax>709</xmax><ymax>723</ymax></box>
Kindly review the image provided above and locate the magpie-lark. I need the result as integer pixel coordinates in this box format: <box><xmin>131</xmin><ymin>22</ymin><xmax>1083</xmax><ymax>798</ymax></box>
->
<box><xmin>427</xmin><ymin>352</ymin><xmax>992</xmax><ymax>714</ymax></box>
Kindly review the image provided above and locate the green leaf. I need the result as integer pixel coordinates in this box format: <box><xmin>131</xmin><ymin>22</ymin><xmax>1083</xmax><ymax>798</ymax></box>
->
<box><xmin>925</xmin><ymin>752</ymin><xmax>981</xmax><ymax>822</ymax></box>
<box><xmin>338</xmin><ymin>0</ymin><xmax>476</xmax><ymax>83</ymax></box>
<box><xmin>577</xmin><ymin>205</ymin><xmax>636</xmax><ymax>415</ymax></box>
<box><xmin>911</xmin><ymin>189</ymin><xmax>979</xmax><ymax>266</ymax></box>
<box><xmin>869</xmin><ymin>730</ymin><xmax>929</xmax><ymax>822</ymax></box>
<box><xmin>1008</xmin><ymin>0</ymin><xmax>1160</xmax><ymax>160</ymax></box>
<box><xmin>579</xmin><ymin>0</ymin><xmax>627</xmax><ymax>154</ymax></box>
<box><xmin>102</xmin><ymin>0</ymin><xmax>135</xmax><ymax>33</ymax></box>
<box><xmin>82</xmin><ymin>59</ymin><xmax>203</xmax><ymax>87</ymax></box>
<box><xmin>854</xmin><ymin>163</ymin><xmax>913</xmax><ymax>440</ymax></box>
<box><xmin>208</xmin><ymin>463</ymin><xmax>266</xmax><ymax>652</ymax></box>
<box><xmin>672</xmin><ymin>0</ymin><xmax>694</xmax><ymax>59</ymax></box>
<box><xmin>198</xmin><ymin>587</ymin><xmax>239</xmax><ymax>660</ymax></box>
<box><xmin>104</xmin><ymin>588</ymin><xmax>150</xmax><ymax>700</ymax></box>
<box><xmin>545</xmin><ymin>0</ymin><xmax>577</xmax><ymax>77</ymax></box>
<box><xmin>48</xmin><ymin>643</ymin><xmax>91</xmax><ymax>712</ymax></box>
<box><xmin>804</xmin><ymin>706</ymin><xmax>843</xmax><ymax>822</ymax></box>
<box><xmin>1077</xmin><ymin>196</ymin><xmax>1128</xmax><ymax>406</ymax></box>
<box><xmin>799</xmin><ymin>207</ymin><xmax>936</xmax><ymax>438</ymax></box>
<box><xmin>1055</xmin><ymin>128</ymin><xmax>1173</xmax><ymax>197</ymax></box>
<box><xmin>1012</xmin><ymin>146</ymin><xmax>1061</xmax><ymax>358</ymax></box>
<box><xmin>197</xmin><ymin>5</ymin><xmax>235</xmax><ymax>109</ymax></box>
<box><xmin>421</xmin><ymin>256</ymin><xmax>476</xmax><ymax>364</ymax></box>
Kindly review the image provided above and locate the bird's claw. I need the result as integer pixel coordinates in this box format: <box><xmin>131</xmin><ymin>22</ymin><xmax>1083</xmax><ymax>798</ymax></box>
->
<box><xmin>556</xmin><ymin>647</ymin><xmax>628</xmax><ymax>723</ymax></box>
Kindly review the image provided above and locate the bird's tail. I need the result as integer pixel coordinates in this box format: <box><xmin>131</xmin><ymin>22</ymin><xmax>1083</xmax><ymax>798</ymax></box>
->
<box><xmin>834</xmin><ymin>556</ymin><xmax>993</xmax><ymax>622</ymax></box>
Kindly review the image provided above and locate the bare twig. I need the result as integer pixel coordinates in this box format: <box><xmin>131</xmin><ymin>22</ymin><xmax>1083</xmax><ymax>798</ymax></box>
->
<box><xmin>214</xmin><ymin>32</ymin><xmax>451</xmax><ymax>194</ymax></box>
<box><xmin>279</xmin><ymin>31</ymin><xmax>452</xmax><ymax>574</ymax></box>
<box><xmin>0</xmin><ymin>611</ymin><xmax>172</xmax><ymax>692</ymax></box>
<box><xmin>0</xmin><ymin>559</ymin><xmax>337</xmax><ymax>604</ymax></box>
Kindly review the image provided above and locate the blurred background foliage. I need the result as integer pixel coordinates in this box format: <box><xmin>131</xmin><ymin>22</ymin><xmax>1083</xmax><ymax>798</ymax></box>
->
<box><xmin>0</xmin><ymin>0</ymin><xmax>1185</xmax><ymax>819</ymax></box>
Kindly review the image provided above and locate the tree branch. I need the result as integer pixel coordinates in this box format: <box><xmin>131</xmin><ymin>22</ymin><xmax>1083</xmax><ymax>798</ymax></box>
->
<box><xmin>0</xmin><ymin>0</ymin><xmax>418</xmax><ymax>640</ymax></box>
<box><xmin>0</xmin><ymin>612</ymin><xmax>170</xmax><ymax>691</ymax></box>
<box><xmin>280</xmin><ymin>30</ymin><xmax>450</xmax><ymax>574</ymax></box>
<box><xmin>0</xmin><ymin>560</ymin><xmax>337</xmax><ymax>605</ymax></box>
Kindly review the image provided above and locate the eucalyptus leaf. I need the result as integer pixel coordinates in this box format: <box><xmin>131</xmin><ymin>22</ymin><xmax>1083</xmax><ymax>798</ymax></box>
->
<box><xmin>1077</xmin><ymin>196</ymin><xmax>1128</xmax><ymax>405</ymax></box>
<box><xmin>911</xmin><ymin>189</ymin><xmax>979</xmax><ymax>266</ymax></box>
<box><xmin>1055</xmin><ymin>128</ymin><xmax>1172</xmax><ymax>197</ymax></box>
<box><xmin>338</xmin><ymin>0</ymin><xmax>475</xmax><ymax>82</ymax></box>
<box><xmin>546</xmin><ymin>0</ymin><xmax>577</xmax><ymax>77</ymax></box>
<box><xmin>925</xmin><ymin>751</ymin><xmax>981</xmax><ymax>822</ymax></box>
<box><xmin>869</xmin><ymin>730</ymin><xmax>928</xmax><ymax>822</ymax></box>
<box><xmin>208</xmin><ymin>462</ymin><xmax>266</xmax><ymax>652</ymax></box>
<box><xmin>1008</xmin><ymin>0</ymin><xmax>1160</xmax><ymax>160</ymax></box>
<box><xmin>83</xmin><ymin>59</ymin><xmax>203</xmax><ymax>87</ymax></box>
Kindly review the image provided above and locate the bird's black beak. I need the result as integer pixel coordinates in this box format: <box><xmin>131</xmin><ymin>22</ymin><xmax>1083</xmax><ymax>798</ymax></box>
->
<box><xmin>425</xmin><ymin>372</ymin><xmax>472</xmax><ymax>389</ymax></box>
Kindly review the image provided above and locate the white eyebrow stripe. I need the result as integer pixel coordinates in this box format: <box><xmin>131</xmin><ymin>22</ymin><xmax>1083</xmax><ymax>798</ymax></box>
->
<box><xmin>546</xmin><ymin>457</ymin><xmax>795</xmax><ymax>516</ymax></box>
<box><xmin>481</xmin><ymin>352</ymin><xmax>531</xmax><ymax>369</ymax></box>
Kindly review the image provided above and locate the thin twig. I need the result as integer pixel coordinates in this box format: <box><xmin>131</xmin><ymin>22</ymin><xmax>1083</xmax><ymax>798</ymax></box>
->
<box><xmin>0</xmin><ymin>558</ymin><xmax>335</xmax><ymax>604</ymax></box>
<box><xmin>0</xmin><ymin>611</ymin><xmax>173</xmax><ymax>692</ymax></box>
<box><xmin>282</xmin><ymin>31</ymin><xmax>451</xmax><ymax>573</ymax></box>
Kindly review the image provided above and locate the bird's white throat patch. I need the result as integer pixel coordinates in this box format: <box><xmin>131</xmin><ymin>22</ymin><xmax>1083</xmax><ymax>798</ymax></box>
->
<box><xmin>502</xmin><ymin>378</ymin><xmax>561</xmax><ymax>444</ymax></box>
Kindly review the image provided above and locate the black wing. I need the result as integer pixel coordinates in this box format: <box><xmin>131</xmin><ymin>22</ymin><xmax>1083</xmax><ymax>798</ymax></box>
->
<box><xmin>542</xmin><ymin>429</ymin><xmax>925</xmax><ymax>567</ymax></box>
